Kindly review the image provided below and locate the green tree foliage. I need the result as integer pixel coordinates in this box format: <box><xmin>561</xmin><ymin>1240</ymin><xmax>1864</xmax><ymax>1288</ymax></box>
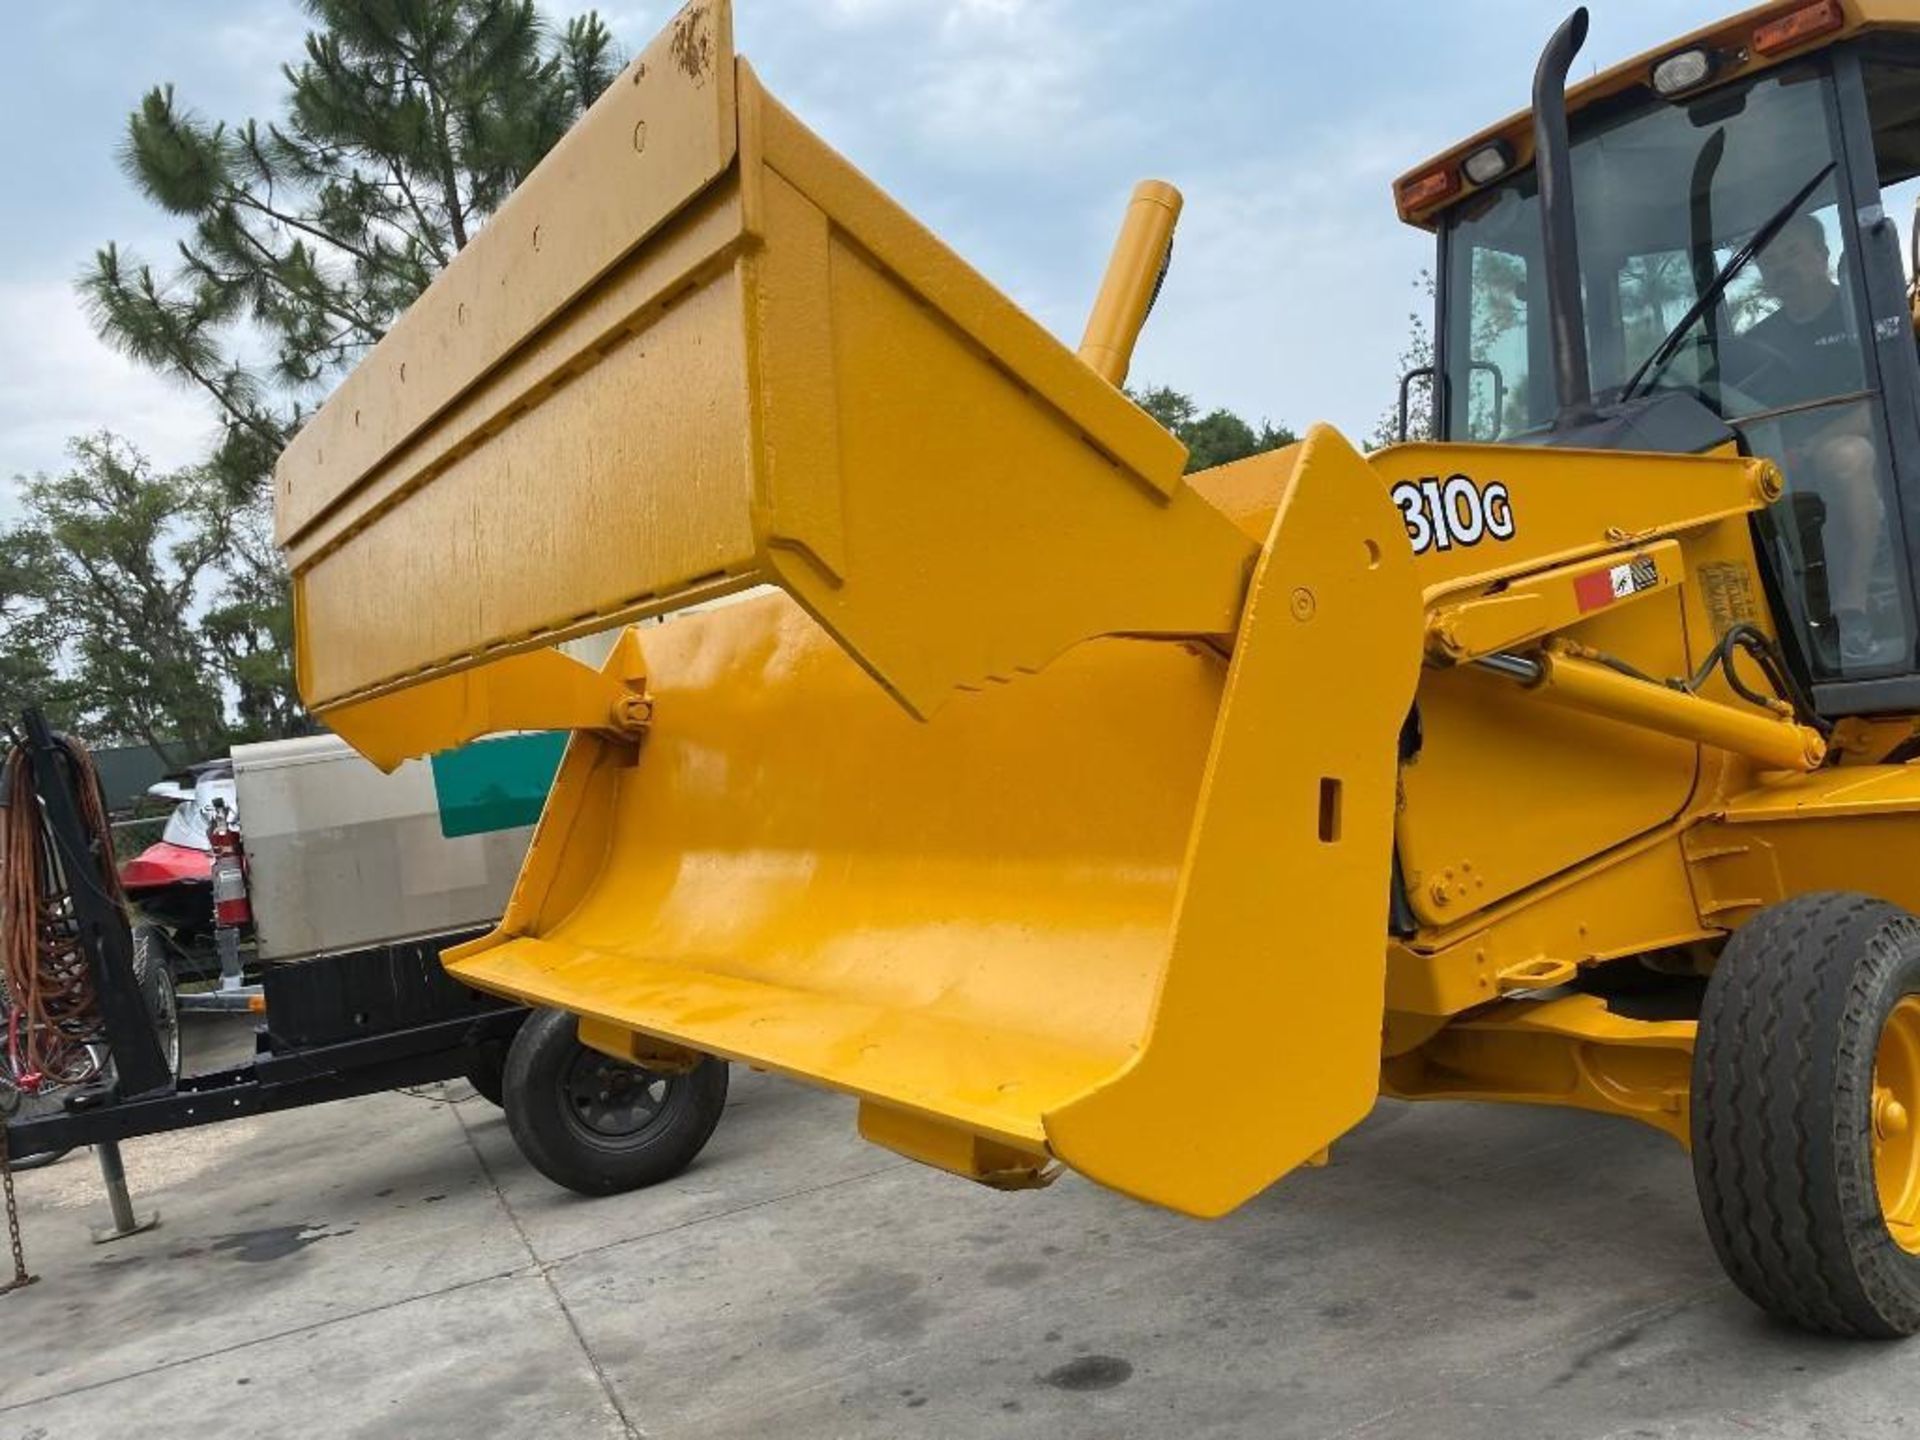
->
<box><xmin>1130</xmin><ymin>386</ymin><xmax>1296</xmax><ymax>473</ymax></box>
<box><xmin>25</xmin><ymin>2</ymin><xmax>622</xmax><ymax>757</ymax></box>
<box><xmin>197</xmin><ymin>503</ymin><xmax>304</xmax><ymax>743</ymax></box>
<box><xmin>0</xmin><ymin>528</ymin><xmax>70</xmax><ymax>731</ymax></box>
<box><xmin>83</xmin><ymin>0</ymin><xmax>620</xmax><ymax>499</ymax></box>
<box><xmin>1368</xmin><ymin>268</ymin><xmax>1436</xmax><ymax>450</ymax></box>
<box><xmin>4</xmin><ymin>437</ymin><xmax>246</xmax><ymax>766</ymax></box>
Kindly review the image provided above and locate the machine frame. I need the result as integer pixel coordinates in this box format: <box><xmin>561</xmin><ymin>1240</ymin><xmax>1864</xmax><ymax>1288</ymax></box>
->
<box><xmin>270</xmin><ymin>0</ymin><xmax>1920</xmax><ymax>1336</ymax></box>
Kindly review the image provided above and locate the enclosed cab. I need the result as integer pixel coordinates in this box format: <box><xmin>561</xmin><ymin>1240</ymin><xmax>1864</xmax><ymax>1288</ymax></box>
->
<box><xmin>1399</xmin><ymin>0</ymin><xmax>1920</xmax><ymax>708</ymax></box>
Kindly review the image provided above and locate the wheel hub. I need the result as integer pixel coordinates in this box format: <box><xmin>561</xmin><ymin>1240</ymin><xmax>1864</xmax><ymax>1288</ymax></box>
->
<box><xmin>561</xmin><ymin>1051</ymin><xmax>671</xmax><ymax>1140</ymax></box>
<box><xmin>1875</xmin><ymin>1088</ymin><xmax>1909</xmax><ymax>1141</ymax></box>
<box><xmin>1873</xmin><ymin>996</ymin><xmax>1920</xmax><ymax>1254</ymax></box>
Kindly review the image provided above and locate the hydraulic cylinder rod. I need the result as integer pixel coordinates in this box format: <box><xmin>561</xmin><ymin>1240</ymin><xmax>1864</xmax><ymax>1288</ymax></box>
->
<box><xmin>1079</xmin><ymin>180</ymin><xmax>1183</xmax><ymax>387</ymax></box>
<box><xmin>1479</xmin><ymin>648</ymin><xmax>1826</xmax><ymax>772</ymax></box>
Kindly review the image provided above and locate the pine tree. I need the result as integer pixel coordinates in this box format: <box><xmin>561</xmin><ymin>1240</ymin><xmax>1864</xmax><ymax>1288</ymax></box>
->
<box><xmin>83</xmin><ymin>0</ymin><xmax>620</xmax><ymax>500</ymax></box>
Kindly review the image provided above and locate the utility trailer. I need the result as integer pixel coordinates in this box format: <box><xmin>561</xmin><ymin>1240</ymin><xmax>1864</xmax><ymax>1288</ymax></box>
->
<box><xmin>1</xmin><ymin>710</ymin><xmax>728</xmax><ymax>1227</ymax></box>
<box><xmin>123</xmin><ymin>727</ymin><xmax>556</xmax><ymax>1005</ymax></box>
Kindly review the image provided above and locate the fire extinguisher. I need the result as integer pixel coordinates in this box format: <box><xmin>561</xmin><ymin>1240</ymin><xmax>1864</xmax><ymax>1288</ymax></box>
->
<box><xmin>207</xmin><ymin>802</ymin><xmax>250</xmax><ymax>991</ymax></box>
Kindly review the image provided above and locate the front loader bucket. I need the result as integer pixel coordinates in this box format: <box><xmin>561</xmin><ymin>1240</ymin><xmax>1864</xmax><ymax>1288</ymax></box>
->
<box><xmin>444</xmin><ymin>428</ymin><xmax>1421</xmax><ymax>1218</ymax></box>
<box><xmin>275</xmin><ymin>0</ymin><xmax>1424</xmax><ymax>1216</ymax></box>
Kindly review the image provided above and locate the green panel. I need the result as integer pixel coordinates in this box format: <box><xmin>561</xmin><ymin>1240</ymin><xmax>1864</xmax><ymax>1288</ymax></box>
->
<box><xmin>430</xmin><ymin>731</ymin><xmax>567</xmax><ymax>839</ymax></box>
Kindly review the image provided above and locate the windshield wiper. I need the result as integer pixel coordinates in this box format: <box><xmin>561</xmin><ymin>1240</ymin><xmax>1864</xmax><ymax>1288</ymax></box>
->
<box><xmin>1618</xmin><ymin>160</ymin><xmax>1837</xmax><ymax>405</ymax></box>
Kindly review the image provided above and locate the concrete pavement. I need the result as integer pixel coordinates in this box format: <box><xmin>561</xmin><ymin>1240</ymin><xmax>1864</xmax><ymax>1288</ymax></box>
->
<box><xmin>1</xmin><ymin>1016</ymin><xmax>1915</xmax><ymax>1439</ymax></box>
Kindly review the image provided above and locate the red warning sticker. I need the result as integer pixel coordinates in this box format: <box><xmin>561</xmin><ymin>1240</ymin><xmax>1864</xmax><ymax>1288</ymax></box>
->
<box><xmin>1573</xmin><ymin>555</ymin><xmax>1659</xmax><ymax>613</ymax></box>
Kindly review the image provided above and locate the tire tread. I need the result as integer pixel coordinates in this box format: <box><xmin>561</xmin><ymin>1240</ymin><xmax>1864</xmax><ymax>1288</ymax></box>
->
<box><xmin>1693</xmin><ymin>892</ymin><xmax>1920</xmax><ymax>1337</ymax></box>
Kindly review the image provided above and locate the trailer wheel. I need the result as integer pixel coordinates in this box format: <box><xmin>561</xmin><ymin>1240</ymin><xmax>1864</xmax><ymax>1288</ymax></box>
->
<box><xmin>1692</xmin><ymin>892</ymin><xmax>1920</xmax><ymax>1337</ymax></box>
<box><xmin>132</xmin><ymin>925</ymin><xmax>182</xmax><ymax>1082</ymax></box>
<box><xmin>502</xmin><ymin>1008</ymin><xmax>728</xmax><ymax>1196</ymax></box>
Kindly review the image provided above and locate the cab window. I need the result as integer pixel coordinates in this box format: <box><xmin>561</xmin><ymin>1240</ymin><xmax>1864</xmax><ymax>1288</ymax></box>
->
<box><xmin>1443</xmin><ymin>64</ymin><xmax>1914</xmax><ymax>680</ymax></box>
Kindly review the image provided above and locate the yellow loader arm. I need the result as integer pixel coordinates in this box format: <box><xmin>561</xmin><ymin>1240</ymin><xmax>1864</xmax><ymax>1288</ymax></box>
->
<box><xmin>276</xmin><ymin>0</ymin><xmax>1424</xmax><ymax>1215</ymax></box>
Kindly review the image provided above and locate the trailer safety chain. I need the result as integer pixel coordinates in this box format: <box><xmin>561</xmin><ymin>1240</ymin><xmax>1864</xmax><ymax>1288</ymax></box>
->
<box><xmin>0</xmin><ymin>1120</ymin><xmax>34</xmax><ymax>1296</ymax></box>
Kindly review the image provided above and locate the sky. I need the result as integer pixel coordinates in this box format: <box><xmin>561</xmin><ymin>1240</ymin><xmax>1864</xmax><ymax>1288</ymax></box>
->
<box><xmin>0</xmin><ymin>0</ymin><xmax>1751</xmax><ymax>525</ymax></box>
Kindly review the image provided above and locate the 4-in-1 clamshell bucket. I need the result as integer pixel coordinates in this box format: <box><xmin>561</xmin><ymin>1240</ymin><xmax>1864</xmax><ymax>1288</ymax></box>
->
<box><xmin>278</xmin><ymin>0</ymin><xmax>1920</xmax><ymax>1340</ymax></box>
<box><xmin>274</xmin><ymin>0</ymin><xmax>1426</xmax><ymax>1216</ymax></box>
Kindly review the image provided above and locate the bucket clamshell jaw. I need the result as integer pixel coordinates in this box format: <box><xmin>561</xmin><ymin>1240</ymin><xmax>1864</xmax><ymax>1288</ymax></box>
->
<box><xmin>274</xmin><ymin>0</ymin><xmax>1425</xmax><ymax>1217</ymax></box>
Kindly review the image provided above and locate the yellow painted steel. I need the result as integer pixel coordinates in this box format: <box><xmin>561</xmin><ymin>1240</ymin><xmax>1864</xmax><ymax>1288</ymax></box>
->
<box><xmin>277</xmin><ymin>0</ymin><xmax>1920</xmax><ymax>1214</ymax></box>
<box><xmin>1503</xmin><ymin>647</ymin><xmax>1825</xmax><ymax>774</ymax></box>
<box><xmin>450</xmin><ymin>592</ymin><xmax>1217</xmax><ymax>1160</ymax></box>
<box><xmin>277</xmin><ymin>1</ymin><xmax>1252</xmax><ymax>725</ymax></box>
<box><xmin>1875</xmin><ymin>998</ymin><xmax>1920</xmax><ymax>1254</ymax></box>
<box><xmin>1388</xmin><ymin>831</ymin><xmax>1714</xmax><ymax>1020</ymax></box>
<box><xmin>446</xmin><ymin>426</ymin><xmax>1422</xmax><ymax>1217</ymax></box>
<box><xmin>1044</xmin><ymin>426</ymin><xmax>1422</xmax><ymax>1214</ymax></box>
<box><xmin>1182</xmin><ymin>442</ymin><xmax>1303</xmax><ymax>543</ymax></box>
<box><xmin>1382</xmin><ymin>994</ymin><xmax>1696</xmax><ymax>1147</ymax></box>
<box><xmin>325</xmin><ymin>632</ymin><xmax>652</xmax><ymax>772</ymax></box>
<box><xmin>1078</xmin><ymin>180</ymin><xmax>1182</xmax><ymax>386</ymax></box>
<box><xmin>1684</xmin><ymin>764</ymin><xmax>1920</xmax><ymax>927</ymax></box>
<box><xmin>1368</xmin><ymin>442</ymin><xmax>1779</xmax><ymax>600</ymax></box>
<box><xmin>1380</xmin><ymin>443</ymin><xmax>1777</xmax><ymax>930</ymax></box>
<box><xmin>1424</xmin><ymin>541</ymin><xmax>1689</xmax><ymax>663</ymax></box>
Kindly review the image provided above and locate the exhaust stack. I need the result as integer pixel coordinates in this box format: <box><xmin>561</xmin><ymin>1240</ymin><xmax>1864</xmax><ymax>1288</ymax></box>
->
<box><xmin>1534</xmin><ymin>8</ymin><xmax>1598</xmax><ymax>429</ymax></box>
<box><xmin>1079</xmin><ymin>180</ymin><xmax>1183</xmax><ymax>387</ymax></box>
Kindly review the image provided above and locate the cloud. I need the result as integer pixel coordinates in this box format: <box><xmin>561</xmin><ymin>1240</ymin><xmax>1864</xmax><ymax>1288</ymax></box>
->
<box><xmin>209</xmin><ymin>6</ymin><xmax>309</xmax><ymax>81</ymax></box>
<box><xmin>0</xmin><ymin>279</ymin><xmax>216</xmax><ymax>523</ymax></box>
<box><xmin>905</xmin><ymin>0</ymin><xmax>1108</xmax><ymax>160</ymax></box>
<box><xmin>596</xmin><ymin>5</ymin><xmax>664</xmax><ymax>44</ymax></box>
<box><xmin>745</xmin><ymin>0</ymin><xmax>1164</xmax><ymax>175</ymax></box>
<box><xmin>1127</xmin><ymin>118</ymin><xmax>1437</xmax><ymax>439</ymax></box>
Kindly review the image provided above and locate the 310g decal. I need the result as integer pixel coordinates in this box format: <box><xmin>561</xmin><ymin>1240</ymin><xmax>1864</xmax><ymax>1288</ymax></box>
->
<box><xmin>1391</xmin><ymin>475</ymin><xmax>1515</xmax><ymax>556</ymax></box>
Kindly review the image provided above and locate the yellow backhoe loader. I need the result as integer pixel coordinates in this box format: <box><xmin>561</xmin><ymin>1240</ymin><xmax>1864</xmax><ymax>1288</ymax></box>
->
<box><xmin>276</xmin><ymin>0</ymin><xmax>1920</xmax><ymax>1336</ymax></box>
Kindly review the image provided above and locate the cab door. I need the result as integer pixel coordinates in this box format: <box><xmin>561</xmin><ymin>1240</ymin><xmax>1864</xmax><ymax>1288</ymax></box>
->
<box><xmin>1844</xmin><ymin>46</ymin><xmax>1920</xmax><ymax>713</ymax></box>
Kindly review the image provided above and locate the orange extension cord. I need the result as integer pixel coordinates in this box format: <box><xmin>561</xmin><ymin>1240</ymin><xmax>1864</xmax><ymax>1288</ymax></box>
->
<box><xmin>1</xmin><ymin>740</ymin><xmax>115</xmax><ymax>1094</ymax></box>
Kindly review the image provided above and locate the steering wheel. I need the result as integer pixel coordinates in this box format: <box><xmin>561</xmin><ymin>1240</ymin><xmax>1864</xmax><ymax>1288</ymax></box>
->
<box><xmin>1638</xmin><ymin>331</ymin><xmax>1802</xmax><ymax>418</ymax></box>
<box><xmin>1707</xmin><ymin>331</ymin><xmax>1803</xmax><ymax>405</ymax></box>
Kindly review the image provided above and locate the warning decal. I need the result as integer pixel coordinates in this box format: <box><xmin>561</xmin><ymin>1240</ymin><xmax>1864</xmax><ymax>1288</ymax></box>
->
<box><xmin>1698</xmin><ymin>560</ymin><xmax>1760</xmax><ymax>638</ymax></box>
<box><xmin>1574</xmin><ymin>554</ymin><xmax>1660</xmax><ymax>613</ymax></box>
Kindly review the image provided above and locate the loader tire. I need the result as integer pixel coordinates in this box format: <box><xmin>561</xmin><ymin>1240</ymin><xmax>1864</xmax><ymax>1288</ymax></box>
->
<box><xmin>503</xmin><ymin>1008</ymin><xmax>728</xmax><ymax>1196</ymax></box>
<box><xmin>1692</xmin><ymin>892</ymin><xmax>1920</xmax><ymax>1337</ymax></box>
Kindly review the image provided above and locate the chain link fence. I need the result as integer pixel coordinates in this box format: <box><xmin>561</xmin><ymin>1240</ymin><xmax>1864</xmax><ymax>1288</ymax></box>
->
<box><xmin>110</xmin><ymin>814</ymin><xmax>170</xmax><ymax>865</ymax></box>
